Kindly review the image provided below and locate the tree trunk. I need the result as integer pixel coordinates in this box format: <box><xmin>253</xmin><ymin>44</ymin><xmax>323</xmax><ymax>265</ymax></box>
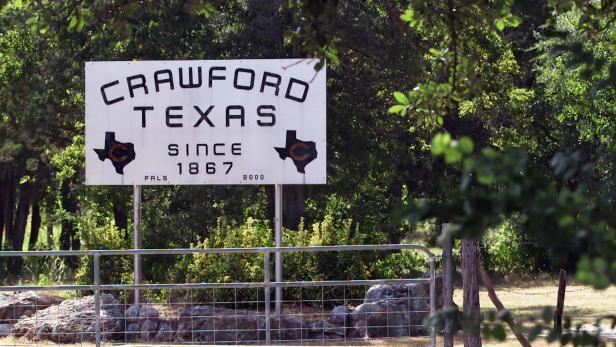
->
<box><xmin>282</xmin><ymin>185</ymin><xmax>305</xmax><ymax>229</ymax></box>
<box><xmin>478</xmin><ymin>258</ymin><xmax>531</xmax><ymax>347</ymax></box>
<box><xmin>249</xmin><ymin>0</ymin><xmax>307</xmax><ymax>230</ymax></box>
<box><xmin>46</xmin><ymin>223</ymin><xmax>54</xmax><ymax>248</ymax></box>
<box><xmin>247</xmin><ymin>0</ymin><xmax>283</xmax><ymax>57</ymax></box>
<box><xmin>29</xmin><ymin>201</ymin><xmax>41</xmax><ymax>249</ymax></box>
<box><xmin>113</xmin><ymin>200</ymin><xmax>128</xmax><ymax>238</ymax></box>
<box><xmin>0</xmin><ymin>164</ymin><xmax>17</xmax><ymax>279</ymax></box>
<box><xmin>461</xmin><ymin>238</ymin><xmax>482</xmax><ymax>347</ymax></box>
<box><xmin>8</xmin><ymin>182</ymin><xmax>34</xmax><ymax>277</ymax></box>
<box><xmin>60</xmin><ymin>180</ymin><xmax>79</xmax><ymax>267</ymax></box>
<box><xmin>0</xmin><ymin>185</ymin><xmax>4</xmax><ymax>248</ymax></box>
<box><xmin>1</xmin><ymin>164</ymin><xmax>17</xmax><ymax>250</ymax></box>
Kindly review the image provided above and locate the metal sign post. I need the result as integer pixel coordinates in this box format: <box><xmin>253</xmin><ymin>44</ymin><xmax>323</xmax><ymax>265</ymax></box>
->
<box><xmin>274</xmin><ymin>184</ymin><xmax>283</xmax><ymax>316</ymax></box>
<box><xmin>133</xmin><ymin>185</ymin><xmax>142</xmax><ymax>305</ymax></box>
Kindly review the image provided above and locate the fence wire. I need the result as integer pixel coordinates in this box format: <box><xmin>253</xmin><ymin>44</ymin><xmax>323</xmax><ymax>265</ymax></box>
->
<box><xmin>0</xmin><ymin>244</ymin><xmax>437</xmax><ymax>346</ymax></box>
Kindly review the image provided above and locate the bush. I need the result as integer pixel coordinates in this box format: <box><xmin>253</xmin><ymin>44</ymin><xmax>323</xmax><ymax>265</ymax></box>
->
<box><xmin>75</xmin><ymin>213</ymin><xmax>132</xmax><ymax>285</ymax></box>
<box><xmin>186</xmin><ymin>217</ymin><xmax>272</xmax><ymax>285</ymax></box>
<box><xmin>372</xmin><ymin>251</ymin><xmax>428</xmax><ymax>279</ymax></box>
<box><xmin>184</xmin><ymin>194</ymin><xmax>430</xmax><ymax>305</ymax></box>
<box><xmin>482</xmin><ymin>218</ymin><xmax>535</xmax><ymax>275</ymax></box>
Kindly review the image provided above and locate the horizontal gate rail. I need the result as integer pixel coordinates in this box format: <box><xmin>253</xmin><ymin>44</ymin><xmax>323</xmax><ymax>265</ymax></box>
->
<box><xmin>0</xmin><ymin>243</ymin><xmax>434</xmax><ymax>257</ymax></box>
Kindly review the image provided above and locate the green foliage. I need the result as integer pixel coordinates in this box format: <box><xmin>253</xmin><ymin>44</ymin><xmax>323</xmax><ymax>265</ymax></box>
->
<box><xmin>536</xmin><ymin>7</ymin><xmax>616</xmax><ymax>150</ymax></box>
<box><xmin>50</xmin><ymin>134</ymin><xmax>84</xmax><ymax>184</ymax></box>
<box><xmin>75</xmin><ymin>214</ymin><xmax>132</xmax><ymax>285</ymax></box>
<box><xmin>286</xmin><ymin>0</ymin><xmax>340</xmax><ymax>69</ymax></box>
<box><xmin>544</xmin><ymin>1</ymin><xmax>616</xmax><ymax>90</ymax></box>
<box><xmin>22</xmin><ymin>256</ymin><xmax>71</xmax><ymax>286</ymax></box>
<box><xmin>186</xmin><ymin>217</ymin><xmax>272</xmax><ymax>285</ymax></box>
<box><xmin>406</xmin><ymin>134</ymin><xmax>616</xmax><ymax>288</ymax></box>
<box><xmin>482</xmin><ymin>218</ymin><xmax>535</xmax><ymax>275</ymax></box>
<box><xmin>184</xmin><ymin>196</ymin><xmax>429</xmax><ymax>302</ymax></box>
<box><xmin>372</xmin><ymin>251</ymin><xmax>428</xmax><ymax>279</ymax></box>
<box><xmin>1</xmin><ymin>1</ymin><xmax>615</xmax><ymax>344</ymax></box>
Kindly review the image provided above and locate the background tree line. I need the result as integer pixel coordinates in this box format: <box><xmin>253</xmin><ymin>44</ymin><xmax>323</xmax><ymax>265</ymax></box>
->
<box><xmin>0</xmin><ymin>0</ymin><xmax>614</xmax><ymax>322</ymax></box>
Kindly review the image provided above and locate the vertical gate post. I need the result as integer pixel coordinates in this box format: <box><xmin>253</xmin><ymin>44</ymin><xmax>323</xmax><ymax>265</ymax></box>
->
<box><xmin>264</xmin><ymin>251</ymin><xmax>271</xmax><ymax>344</ymax></box>
<box><xmin>442</xmin><ymin>223</ymin><xmax>455</xmax><ymax>347</ymax></box>
<box><xmin>274</xmin><ymin>184</ymin><xmax>283</xmax><ymax>316</ymax></box>
<box><xmin>94</xmin><ymin>254</ymin><xmax>101</xmax><ymax>347</ymax></box>
<box><xmin>133</xmin><ymin>185</ymin><xmax>141</xmax><ymax>305</ymax></box>
<box><xmin>429</xmin><ymin>256</ymin><xmax>436</xmax><ymax>347</ymax></box>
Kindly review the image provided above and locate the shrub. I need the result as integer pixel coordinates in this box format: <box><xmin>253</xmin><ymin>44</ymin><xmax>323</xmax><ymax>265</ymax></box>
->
<box><xmin>183</xmin><ymin>194</ymin><xmax>433</xmax><ymax>305</ymax></box>
<box><xmin>186</xmin><ymin>217</ymin><xmax>272</xmax><ymax>285</ymax></box>
<box><xmin>75</xmin><ymin>213</ymin><xmax>132</xmax><ymax>285</ymax></box>
<box><xmin>482</xmin><ymin>218</ymin><xmax>535</xmax><ymax>275</ymax></box>
<box><xmin>372</xmin><ymin>251</ymin><xmax>428</xmax><ymax>279</ymax></box>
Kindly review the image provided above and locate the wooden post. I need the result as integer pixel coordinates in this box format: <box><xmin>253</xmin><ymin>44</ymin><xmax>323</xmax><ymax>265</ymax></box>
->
<box><xmin>442</xmin><ymin>223</ymin><xmax>455</xmax><ymax>347</ymax></box>
<box><xmin>554</xmin><ymin>269</ymin><xmax>566</xmax><ymax>329</ymax></box>
<box><xmin>461</xmin><ymin>238</ymin><xmax>482</xmax><ymax>347</ymax></box>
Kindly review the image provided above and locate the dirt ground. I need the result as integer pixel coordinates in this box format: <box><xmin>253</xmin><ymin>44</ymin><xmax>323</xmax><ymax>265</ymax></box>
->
<box><xmin>453</xmin><ymin>283</ymin><xmax>616</xmax><ymax>325</ymax></box>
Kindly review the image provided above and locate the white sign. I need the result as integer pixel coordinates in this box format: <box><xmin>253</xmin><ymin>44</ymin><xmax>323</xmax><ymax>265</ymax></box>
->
<box><xmin>85</xmin><ymin>59</ymin><xmax>326</xmax><ymax>185</ymax></box>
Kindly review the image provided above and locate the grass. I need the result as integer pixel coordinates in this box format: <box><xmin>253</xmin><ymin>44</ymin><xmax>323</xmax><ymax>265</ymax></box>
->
<box><xmin>453</xmin><ymin>281</ymin><xmax>616</xmax><ymax>325</ymax></box>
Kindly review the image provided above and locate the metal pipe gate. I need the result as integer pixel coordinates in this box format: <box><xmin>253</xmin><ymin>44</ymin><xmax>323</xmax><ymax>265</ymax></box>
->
<box><xmin>0</xmin><ymin>244</ymin><xmax>437</xmax><ymax>346</ymax></box>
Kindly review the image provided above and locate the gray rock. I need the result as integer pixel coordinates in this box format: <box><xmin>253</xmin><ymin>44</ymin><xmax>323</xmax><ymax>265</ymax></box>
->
<box><xmin>125</xmin><ymin>304</ymin><xmax>159</xmax><ymax>322</ymax></box>
<box><xmin>5</xmin><ymin>276</ymin><xmax>443</xmax><ymax>343</ymax></box>
<box><xmin>154</xmin><ymin>323</ymin><xmax>174</xmax><ymax>342</ymax></box>
<box><xmin>350</xmin><ymin>276</ymin><xmax>444</xmax><ymax>338</ymax></box>
<box><xmin>175</xmin><ymin>305</ymin><xmax>348</xmax><ymax>343</ymax></box>
<box><xmin>125</xmin><ymin>305</ymin><xmax>140</xmax><ymax>322</ymax></box>
<box><xmin>176</xmin><ymin>305</ymin><xmax>265</xmax><ymax>343</ymax></box>
<box><xmin>0</xmin><ymin>323</ymin><xmax>12</xmax><ymax>337</ymax></box>
<box><xmin>139</xmin><ymin>319</ymin><xmax>159</xmax><ymax>340</ymax></box>
<box><xmin>0</xmin><ymin>292</ymin><xmax>63</xmax><ymax>324</ymax></box>
<box><xmin>126</xmin><ymin>322</ymin><xmax>140</xmax><ymax>332</ymax></box>
<box><xmin>330</xmin><ymin>305</ymin><xmax>350</xmax><ymax>326</ymax></box>
<box><xmin>139</xmin><ymin>306</ymin><xmax>159</xmax><ymax>320</ymax></box>
<box><xmin>11</xmin><ymin>293</ymin><xmax>123</xmax><ymax>343</ymax></box>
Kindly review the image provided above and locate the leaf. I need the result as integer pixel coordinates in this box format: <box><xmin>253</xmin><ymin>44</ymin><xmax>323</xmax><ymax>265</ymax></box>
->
<box><xmin>496</xmin><ymin>309</ymin><xmax>511</xmax><ymax>321</ymax></box>
<box><xmin>542</xmin><ymin>307</ymin><xmax>554</xmax><ymax>323</ymax></box>
<box><xmin>486</xmin><ymin>310</ymin><xmax>496</xmax><ymax>323</ymax></box>
<box><xmin>504</xmin><ymin>15</ymin><xmax>523</xmax><ymax>27</ymax></box>
<box><xmin>458</xmin><ymin>137</ymin><xmax>474</xmax><ymax>155</ymax></box>
<box><xmin>559</xmin><ymin>214</ymin><xmax>575</xmax><ymax>227</ymax></box>
<box><xmin>400</xmin><ymin>9</ymin><xmax>419</xmax><ymax>28</ymax></box>
<box><xmin>528</xmin><ymin>325</ymin><xmax>543</xmax><ymax>341</ymax></box>
<box><xmin>495</xmin><ymin>19</ymin><xmax>505</xmax><ymax>31</ymax></box>
<box><xmin>547</xmin><ymin>327</ymin><xmax>561</xmax><ymax>342</ymax></box>
<box><xmin>400</xmin><ymin>9</ymin><xmax>413</xmax><ymax>22</ymax></box>
<box><xmin>431</xmin><ymin>133</ymin><xmax>451</xmax><ymax>156</ymax></box>
<box><xmin>324</xmin><ymin>50</ymin><xmax>340</xmax><ymax>66</ymax></box>
<box><xmin>477</xmin><ymin>170</ymin><xmax>496</xmax><ymax>185</ymax></box>
<box><xmin>68</xmin><ymin>16</ymin><xmax>78</xmax><ymax>31</ymax></box>
<box><xmin>560</xmin><ymin>333</ymin><xmax>571</xmax><ymax>345</ymax></box>
<box><xmin>444</xmin><ymin>147</ymin><xmax>462</xmax><ymax>164</ymax></box>
<box><xmin>388</xmin><ymin>105</ymin><xmax>406</xmax><ymax>114</ymax></box>
<box><xmin>491</xmin><ymin>324</ymin><xmax>507</xmax><ymax>340</ymax></box>
<box><xmin>428</xmin><ymin>48</ymin><xmax>442</xmax><ymax>57</ymax></box>
<box><xmin>393</xmin><ymin>91</ymin><xmax>410</xmax><ymax>105</ymax></box>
